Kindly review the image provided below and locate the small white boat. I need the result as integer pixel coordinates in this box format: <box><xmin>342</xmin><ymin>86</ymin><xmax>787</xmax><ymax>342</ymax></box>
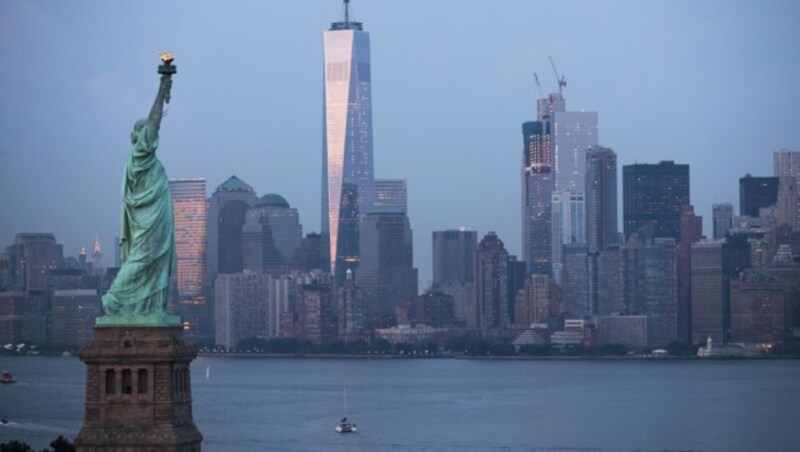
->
<box><xmin>205</xmin><ymin>365</ymin><xmax>210</xmax><ymax>381</ymax></box>
<box><xmin>336</xmin><ymin>418</ymin><xmax>357</xmax><ymax>433</ymax></box>
<box><xmin>335</xmin><ymin>386</ymin><xmax>357</xmax><ymax>433</ymax></box>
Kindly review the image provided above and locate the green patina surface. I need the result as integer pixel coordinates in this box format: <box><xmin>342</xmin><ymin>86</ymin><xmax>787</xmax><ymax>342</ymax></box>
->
<box><xmin>97</xmin><ymin>59</ymin><xmax>179</xmax><ymax>327</ymax></box>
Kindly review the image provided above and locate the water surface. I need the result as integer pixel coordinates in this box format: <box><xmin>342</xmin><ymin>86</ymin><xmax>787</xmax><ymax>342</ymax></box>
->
<box><xmin>1</xmin><ymin>356</ymin><xmax>798</xmax><ymax>451</ymax></box>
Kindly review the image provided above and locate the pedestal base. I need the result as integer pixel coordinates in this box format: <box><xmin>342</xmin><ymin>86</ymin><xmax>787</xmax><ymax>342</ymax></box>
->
<box><xmin>75</xmin><ymin>326</ymin><xmax>203</xmax><ymax>452</ymax></box>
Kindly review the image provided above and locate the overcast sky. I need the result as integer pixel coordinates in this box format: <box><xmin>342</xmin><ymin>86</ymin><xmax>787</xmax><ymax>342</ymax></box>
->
<box><xmin>1</xmin><ymin>0</ymin><xmax>799</xmax><ymax>286</ymax></box>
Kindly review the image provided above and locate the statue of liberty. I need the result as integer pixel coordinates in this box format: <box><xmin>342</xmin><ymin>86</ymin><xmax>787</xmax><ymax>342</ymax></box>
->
<box><xmin>99</xmin><ymin>54</ymin><xmax>180</xmax><ymax>326</ymax></box>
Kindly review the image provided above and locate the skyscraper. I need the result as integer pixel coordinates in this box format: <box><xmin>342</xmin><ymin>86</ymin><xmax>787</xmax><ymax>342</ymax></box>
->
<box><xmin>242</xmin><ymin>194</ymin><xmax>303</xmax><ymax>273</ymax></box>
<box><xmin>474</xmin><ymin>232</ymin><xmax>510</xmax><ymax>333</ymax></box>
<box><xmin>623</xmin><ymin>161</ymin><xmax>690</xmax><ymax>241</ymax></box>
<box><xmin>374</xmin><ymin>179</ymin><xmax>407</xmax><ymax>213</ymax></box>
<box><xmin>300</xmin><ymin>233</ymin><xmax>323</xmax><ymax>272</ymax></box>
<box><xmin>169</xmin><ymin>178</ymin><xmax>207</xmax><ymax>300</ymax></box>
<box><xmin>729</xmin><ymin>270</ymin><xmax>789</xmax><ymax>344</ymax></box>
<box><xmin>585</xmin><ymin>146</ymin><xmax>618</xmax><ymax>253</ymax></box>
<box><xmin>774</xmin><ymin>149</ymin><xmax>800</xmax><ymax>230</ymax></box>
<box><xmin>552</xmin><ymin>111</ymin><xmax>598</xmax><ymax>194</ymax></box>
<box><xmin>712</xmin><ymin>203</ymin><xmax>733</xmax><ymax>240</ymax></box>
<box><xmin>515</xmin><ymin>273</ymin><xmax>553</xmax><ymax>326</ymax></box>
<box><xmin>739</xmin><ymin>174</ymin><xmax>779</xmax><ymax>217</ymax></box>
<box><xmin>678</xmin><ymin>205</ymin><xmax>703</xmax><ymax>343</ymax></box>
<box><xmin>296</xmin><ymin>280</ymin><xmax>337</xmax><ymax>344</ymax></box>
<box><xmin>50</xmin><ymin>289</ymin><xmax>101</xmax><ymax>348</ymax></box>
<box><xmin>207</xmin><ymin>176</ymin><xmax>257</xmax><ymax>277</ymax></box>
<box><xmin>432</xmin><ymin>228</ymin><xmax>478</xmax><ymax>328</ymax></box>
<box><xmin>521</xmin><ymin>120</ymin><xmax>554</xmax><ymax>275</ymax></box>
<box><xmin>356</xmin><ymin>212</ymin><xmax>418</xmax><ymax>323</ymax></box>
<box><xmin>337</xmin><ymin>270</ymin><xmax>367</xmax><ymax>341</ymax></box>
<box><xmin>561</xmin><ymin>243</ymin><xmax>590</xmax><ymax>318</ymax></box>
<box><xmin>432</xmin><ymin>229</ymin><xmax>477</xmax><ymax>286</ymax></box>
<box><xmin>6</xmin><ymin>233</ymin><xmax>63</xmax><ymax>291</ymax></box>
<box><xmin>595</xmin><ymin>245</ymin><xmax>625</xmax><ymax>315</ymax></box>
<box><xmin>506</xmin><ymin>255</ymin><xmax>527</xmax><ymax>324</ymax></box>
<box><xmin>551</xmin><ymin>191</ymin><xmax>585</xmax><ymax>283</ymax></box>
<box><xmin>322</xmin><ymin>1</ymin><xmax>375</xmax><ymax>281</ymax></box>
<box><xmin>585</xmin><ymin>146</ymin><xmax>618</xmax><ymax>319</ymax></box>
<box><xmin>550</xmin><ymin>101</ymin><xmax>597</xmax><ymax>286</ymax></box>
<box><xmin>203</xmin><ymin>176</ymin><xmax>257</xmax><ymax>342</ymax></box>
<box><xmin>91</xmin><ymin>232</ymin><xmax>103</xmax><ymax>269</ymax></box>
<box><xmin>624</xmin><ymin>232</ymin><xmax>679</xmax><ymax>347</ymax></box>
<box><xmin>691</xmin><ymin>241</ymin><xmax>725</xmax><ymax>343</ymax></box>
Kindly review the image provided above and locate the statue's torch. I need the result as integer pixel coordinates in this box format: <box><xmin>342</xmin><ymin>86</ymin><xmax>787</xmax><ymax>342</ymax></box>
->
<box><xmin>157</xmin><ymin>52</ymin><xmax>176</xmax><ymax>104</ymax></box>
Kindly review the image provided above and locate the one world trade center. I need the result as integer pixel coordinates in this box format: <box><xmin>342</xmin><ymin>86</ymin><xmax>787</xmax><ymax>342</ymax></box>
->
<box><xmin>322</xmin><ymin>0</ymin><xmax>375</xmax><ymax>282</ymax></box>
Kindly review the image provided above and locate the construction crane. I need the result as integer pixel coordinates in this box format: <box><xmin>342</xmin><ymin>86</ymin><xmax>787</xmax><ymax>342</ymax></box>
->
<box><xmin>548</xmin><ymin>55</ymin><xmax>567</xmax><ymax>96</ymax></box>
<box><xmin>533</xmin><ymin>72</ymin><xmax>545</xmax><ymax>99</ymax></box>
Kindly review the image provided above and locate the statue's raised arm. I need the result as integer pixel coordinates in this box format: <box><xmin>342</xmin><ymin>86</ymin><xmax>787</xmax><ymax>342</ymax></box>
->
<box><xmin>149</xmin><ymin>53</ymin><xmax>176</xmax><ymax>131</ymax></box>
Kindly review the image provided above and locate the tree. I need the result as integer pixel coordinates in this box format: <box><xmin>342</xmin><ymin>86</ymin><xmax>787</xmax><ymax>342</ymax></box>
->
<box><xmin>1</xmin><ymin>435</ymin><xmax>75</xmax><ymax>452</ymax></box>
<box><xmin>46</xmin><ymin>435</ymin><xmax>75</xmax><ymax>452</ymax></box>
<box><xmin>0</xmin><ymin>441</ymin><xmax>33</xmax><ymax>452</ymax></box>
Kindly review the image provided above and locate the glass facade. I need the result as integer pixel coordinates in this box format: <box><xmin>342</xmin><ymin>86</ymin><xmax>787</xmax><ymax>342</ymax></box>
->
<box><xmin>773</xmin><ymin>150</ymin><xmax>800</xmax><ymax>230</ymax></box>
<box><xmin>242</xmin><ymin>195</ymin><xmax>303</xmax><ymax>273</ymax></box>
<box><xmin>475</xmin><ymin>232</ymin><xmax>510</xmax><ymax>333</ymax></box>
<box><xmin>739</xmin><ymin>175</ymin><xmax>778</xmax><ymax>217</ymax></box>
<box><xmin>522</xmin><ymin>120</ymin><xmax>554</xmax><ymax>275</ymax></box>
<box><xmin>322</xmin><ymin>21</ymin><xmax>375</xmax><ymax>279</ymax></box>
<box><xmin>374</xmin><ymin>179</ymin><xmax>407</xmax><ymax>213</ymax></box>
<box><xmin>551</xmin><ymin>191</ymin><xmax>585</xmax><ymax>284</ymax></box>
<box><xmin>690</xmin><ymin>241</ymin><xmax>725</xmax><ymax>343</ymax></box>
<box><xmin>169</xmin><ymin>178</ymin><xmax>207</xmax><ymax>299</ymax></box>
<box><xmin>625</xmin><ymin>235</ymin><xmax>679</xmax><ymax>347</ymax></box>
<box><xmin>623</xmin><ymin>161</ymin><xmax>690</xmax><ymax>241</ymax></box>
<box><xmin>585</xmin><ymin>146</ymin><xmax>618</xmax><ymax>253</ymax></box>
<box><xmin>712</xmin><ymin>203</ymin><xmax>733</xmax><ymax>240</ymax></box>
<box><xmin>356</xmin><ymin>212</ymin><xmax>417</xmax><ymax>321</ymax></box>
<box><xmin>432</xmin><ymin>229</ymin><xmax>477</xmax><ymax>286</ymax></box>
<box><xmin>552</xmin><ymin>111</ymin><xmax>598</xmax><ymax>194</ymax></box>
<box><xmin>7</xmin><ymin>233</ymin><xmax>63</xmax><ymax>292</ymax></box>
<box><xmin>207</xmin><ymin>176</ymin><xmax>257</xmax><ymax>278</ymax></box>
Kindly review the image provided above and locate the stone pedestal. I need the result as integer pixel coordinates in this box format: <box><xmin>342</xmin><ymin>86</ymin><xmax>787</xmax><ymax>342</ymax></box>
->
<box><xmin>75</xmin><ymin>326</ymin><xmax>203</xmax><ymax>452</ymax></box>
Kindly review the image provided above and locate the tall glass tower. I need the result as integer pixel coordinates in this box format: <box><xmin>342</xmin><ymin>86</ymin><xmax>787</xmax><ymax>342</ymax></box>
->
<box><xmin>168</xmin><ymin>178</ymin><xmax>207</xmax><ymax>300</ymax></box>
<box><xmin>322</xmin><ymin>0</ymin><xmax>375</xmax><ymax>281</ymax></box>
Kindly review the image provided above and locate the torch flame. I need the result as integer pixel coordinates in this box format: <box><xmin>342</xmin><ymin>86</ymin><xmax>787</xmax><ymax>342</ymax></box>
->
<box><xmin>159</xmin><ymin>52</ymin><xmax>174</xmax><ymax>63</ymax></box>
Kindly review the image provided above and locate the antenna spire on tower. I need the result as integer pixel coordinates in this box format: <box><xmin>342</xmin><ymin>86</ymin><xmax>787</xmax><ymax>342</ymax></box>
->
<box><xmin>331</xmin><ymin>0</ymin><xmax>361</xmax><ymax>31</ymax></box>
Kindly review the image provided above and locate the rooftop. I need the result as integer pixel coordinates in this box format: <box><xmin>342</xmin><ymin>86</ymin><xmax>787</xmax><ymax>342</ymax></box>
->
<box><xmin>217</xmin><ymin>175</ymin><xmax>254</xmax><ymax>193</ymax></box>
<box><xmin>256</xmin><ymin>193</ymin><xmax>290</xmax><ymax>208</ymax></box>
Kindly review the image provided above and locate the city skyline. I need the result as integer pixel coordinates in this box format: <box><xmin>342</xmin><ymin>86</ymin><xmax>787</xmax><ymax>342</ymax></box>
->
<box><xmin>2</xmin><ymin>1</ymin><xmax>799</xmax><ymax>286</ymax></box>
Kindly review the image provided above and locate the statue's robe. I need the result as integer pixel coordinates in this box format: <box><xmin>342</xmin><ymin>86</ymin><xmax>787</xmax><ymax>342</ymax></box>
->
<box><xmin>102</xmin><ymin>119</ymin><xmax>175</xmax><ymax>317</ymax></box>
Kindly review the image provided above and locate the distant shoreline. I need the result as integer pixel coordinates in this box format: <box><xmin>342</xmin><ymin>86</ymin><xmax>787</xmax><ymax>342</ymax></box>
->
<box><xmin>3</xmin><ymin>351</ymin><xmax>796</xmax><ymax>360</ymax></box>
<box><xmin>194</xmin><ymin>352</ymin><xmax>798</xmax><ymax>361</ymax></box>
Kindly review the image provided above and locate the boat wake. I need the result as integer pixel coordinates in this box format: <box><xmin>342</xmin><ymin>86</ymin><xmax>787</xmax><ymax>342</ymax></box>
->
<box><xmin>0</xmin><ymin>420</ymin><xmax>65</xmax><ymax>433</ymax></box>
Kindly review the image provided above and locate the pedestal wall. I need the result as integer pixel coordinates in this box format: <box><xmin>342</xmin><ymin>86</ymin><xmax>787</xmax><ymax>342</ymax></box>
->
<box><xmin>75</xmin><ymin>326</ymin><xmax>203</xmax><ymax>452</ymax></box>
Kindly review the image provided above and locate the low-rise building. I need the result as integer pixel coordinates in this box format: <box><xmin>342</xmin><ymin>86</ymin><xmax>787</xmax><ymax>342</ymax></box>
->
<box><xmin>374</xmin><ymin>324</ymin><xmax>449</xmax><ymax>345</ymax></box>
<box><xmin>596</xmin><ymin>315</ymin><xmax>647</xmax><ymax>349</ymax></box>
